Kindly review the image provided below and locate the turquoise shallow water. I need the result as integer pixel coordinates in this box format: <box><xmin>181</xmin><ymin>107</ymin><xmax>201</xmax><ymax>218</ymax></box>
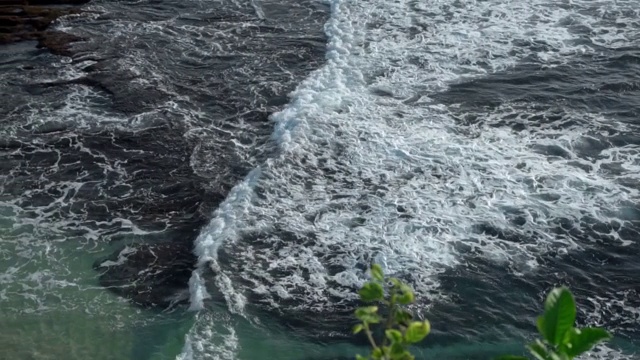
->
<box><xmin>0</xmin><ymin>205</ymin><xmax>639</xmax><ymax>359</ymax></box>
<box><xmin>0</xmin><ymin>199</ymin><xmax>610</xmax><ymax>359</ymax></box>
<box><xmin>0</xmin><ymin>205</ymin><xmax>192</xmax><ymax>360</ymax></box>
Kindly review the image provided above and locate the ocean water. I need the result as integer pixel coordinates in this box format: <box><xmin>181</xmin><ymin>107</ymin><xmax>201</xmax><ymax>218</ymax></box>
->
<box><xmin>1</xmin><ymin>0</ymin><xmax>639</xmax><ymax>359</ymax></box>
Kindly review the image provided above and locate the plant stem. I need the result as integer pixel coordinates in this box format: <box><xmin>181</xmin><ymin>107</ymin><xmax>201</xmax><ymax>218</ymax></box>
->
<box><xmin>381</xmin><ymin>286</ymin><xmax>397</xmax><ymax>348</ymax></box>
<box><xmin>364</xmin><ymin>323</ymin><xmax>378</xmax><ymax>351</ymax></box>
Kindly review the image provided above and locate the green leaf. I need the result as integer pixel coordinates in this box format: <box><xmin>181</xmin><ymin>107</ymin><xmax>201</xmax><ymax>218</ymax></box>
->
<box><xmin>353</xmin><ymin>324</ymin><xmax>364</xmax><ymax>334</ymax></box>
<box><xmin>562</xmin><ymin>327</ymin><xmax>612</xmax><ymax>358</ymax></box>
<box><xmin>388</xmin><ymin>342</ymin><xmax>414</xmax><ymax>360</ymax></box>
<box><xmin>372</xmin><ymin>347</ymin><xmax>384</xmax><ymax>360</ymax></box>
<box><xmin>356</xmin><ymin>355</ymin><xmax>368</xmax><ymax>360</ymax></box>
<box><xmin>359</xmin><ymin>282</ymin><xmax>384</xmax><ymax>302</ymax></box>
<box><xmin>355</xmin><ymin>306</ymin><xmax>381</xmax><ymax>324</ymax></box>
<box><xmin>389</xmin><ymin>342</ymin><xmax>406</xmax><ymax>359</ymax></box>
<box><xmin>371</xmin><ymin>264</ymin><xmax>384</xmax><ymax>282</ymax></box>
<box><xmin>526</xmin><ymin>340</ymin><xmax>569</xmax><ymax>360</ymax></box>
<box><xmin>393</xmin><ymin>352</ymin><xmax>414</xmax><ymax>360</ymax></box>
<box><xmin>381</xmin><ymin>346</ymin><xmax>390</xmax><ymax>358</ymax></box>
<box><xmin>395</xmin><ymin>310</ymin><xmax>413</xmax><ymax>325</ymax></box>
<box><xmin>551</xmin><ymin>353</ymin><xmax>569</xmax><ymax>360</ymax></box>
<box><xmin>386</xmin><ymin>329</ymin><xmax>403</xmax><ymax>344</ymax></box>
<box><xmin>494</xmin><ymin>356</ymin><xmax>530</xmax><ymax>360</ymax></box>
<box><xmin>527</xmin><ymin>340</ymin><xmax>551</xmax><ymax>360</ymax></box>
<box><xmin>390</xmin><ymin>278</ymin><xmax>402</xmax><ymax>288</ymax></box>
<box><xmin>390</xmin><ymin>342</ymin><xmax>404</xmax><ymax>354</ymax></box>
<box><xmin>397</xmin><ymin>286</ymin><xmax>415</xmax><ymax>305</ymax></box>
<box><xmin>537</xmin><ymin>287</ymin><xmax>576</xmax><ymax>346</ymax></box>
<box><xmin>355</xmin><ymin>305</ymin><xmax>378</xmax><ymax>316</ymax></box>
<box><xmin>404</xmin><ymin>321</ymin><xmax>430</xmax><ymax>343</ymax></box>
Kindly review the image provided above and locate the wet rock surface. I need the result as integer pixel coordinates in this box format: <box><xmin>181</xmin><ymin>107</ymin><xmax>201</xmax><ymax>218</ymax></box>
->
<box><xmin>95</xmin><ymin>242</ymin><xmax>198</xmax><ymax>309</ymax></box>
<box><xmin>0</xmin><ymin>0</ymin><xmax>90</xmax><ymax>55</ymax></box>
<box><xmin>1</xmin><ymin>125</ymin><xmax>229</xmax><ymax>309</ymax></box>
<box><xmin>36</xmin><ymin>62</ymin><xmax>173</xmax><ymax>115</ymax></box>
<box><xmin>1</xmin><ymin>0</ymin><xmax>332</xmax><ymax>317</ymax></box>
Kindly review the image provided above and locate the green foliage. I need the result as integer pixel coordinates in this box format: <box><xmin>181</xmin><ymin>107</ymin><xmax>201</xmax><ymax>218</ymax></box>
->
<box><xmin>360</xmin><ymin>282</ymin><xmax>385</xmax><ymax>302</ymax></box>
<box><xmin>355</xmin><ymin>266</ymin><xmax>612</xmax><ymax>360</ymax></box>
<box><xmin>404</xmin><ymin>321</ymin><xmax>430</xmax><ymax>344</ymax></box>
<box><xmin>537</xmin><ymin>288</ymin><xmax>576</xmax><ymax>346</ymax></box>
<box><xmin>371</xmin><ymin>264</ymin><xmax>385</xmax><ymax>282</ymax></box>
<box><xmin>499</xmin><ymin>287</ymin><xmax>612</xmax><ymax>360</ymax></box>
<box><xmin>354</xmin><ymin>265</ymin><xmax>428</xmax><ymax>360</ymax></box>
<box><xmin>563</xmin><ymin>328</ymin><xmax>611</xmax><ymax>358</ymax></box>
<box><xmin>356</xmin><ymin>306</ymin><xmax>382</xmax><ymax>324</ymax></box>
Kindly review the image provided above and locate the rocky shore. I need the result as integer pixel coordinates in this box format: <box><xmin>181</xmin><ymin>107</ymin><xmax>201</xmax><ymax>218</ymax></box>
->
<box><xmin>1</xmin><ymin>0</ymin><xmax>335</xmax><ymax>328</ymax></box>
<box><xmin>0</xmin><ymin>0</ymin><xmax>90</xmax><ymax>56</ymax></box>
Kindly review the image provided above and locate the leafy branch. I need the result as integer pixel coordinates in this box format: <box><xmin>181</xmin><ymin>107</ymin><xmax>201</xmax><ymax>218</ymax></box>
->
<box><xmin>354</xmin><ymin>264</ymin><xmax>429</xmax><ymax>360</ymax></box>
<box><xmin>498</xmin><ymin>287</ymin><xmax>612</xmax><ymax>360</ymax></box>
<box><xmin>354</xmin><ymin>265</ymin><xmax>612</xmax><ymax>360</ymax></box>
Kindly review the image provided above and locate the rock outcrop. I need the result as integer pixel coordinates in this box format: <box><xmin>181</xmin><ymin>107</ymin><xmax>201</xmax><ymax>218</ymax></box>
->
<box><xmin>95</xmin><ymin>242</ymin><xmax>198</xmax><ymax>309</ymax></box>
<box><xmin>0</xmin><ymin>0</ymin><xmax>90</xmax><ymax>55</ymax></box>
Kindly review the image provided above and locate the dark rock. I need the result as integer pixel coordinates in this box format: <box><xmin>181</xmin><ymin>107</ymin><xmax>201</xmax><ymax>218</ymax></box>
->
<box><xmin>36</xmin><ymin>30</ymin><xmax>82</xmax><ymax>56</ymax></box>
<box><xmin>34</xmin><ymin>61</ymin><xmax>171</xmax><ymax>114</ymax></box>
<box><xmin>0</xmin><ymin>1</ymin><xmax>89</xmax><ymax>54</ymax></box>
<box><xmin>24</xmin><ymin>0</ymin><xmax>90</xmax><ymax>4</ymax></box>
<box><xmin>95</xmin><ymin>242</ymin><xmax>198</xmax><ymax>309</ymax></box>
<box><xmin>2</xmin><ymin>125</ymin><xmax>227</xmax><ymax>309</ymax></box>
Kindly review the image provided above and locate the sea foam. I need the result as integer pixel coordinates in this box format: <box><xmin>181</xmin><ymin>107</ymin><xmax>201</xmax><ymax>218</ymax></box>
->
<box><xmin>181</xmin><ymin>0</ymin><xmax>640</xmax><ymax>358</ymax></box>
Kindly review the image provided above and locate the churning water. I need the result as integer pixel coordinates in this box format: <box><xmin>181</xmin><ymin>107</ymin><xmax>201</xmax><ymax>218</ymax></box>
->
<box><xmin>1</xmin><ymin>0</ymin><xmax>639</xmax><ymax>359</ymax></box>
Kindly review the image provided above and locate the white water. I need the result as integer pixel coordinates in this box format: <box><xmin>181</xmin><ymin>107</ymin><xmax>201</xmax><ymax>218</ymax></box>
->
<box><xmin>182</xmin><ymin>0</ymin><xmax>640</xmax><ymax>358</ymax></box>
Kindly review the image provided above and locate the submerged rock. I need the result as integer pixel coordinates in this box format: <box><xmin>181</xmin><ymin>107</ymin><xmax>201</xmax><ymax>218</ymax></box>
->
<box><xmin>36</xmin><ymin>65</ymin><xmax>171</xmax><ymax>114</ymax></box>
<box><xmin>95</xmin><ymin>242</ymin><xmax>197</xmax><ymax>309</ymax></box>
<box><xmin>35</xmin><ymin>30</ymin><xmax>83</xmax><ymax>56</ymax></box>
<box><xmin>2</xmin><ymin>124</ymin><xmax>222</xmax><ymax>308</ymax></box>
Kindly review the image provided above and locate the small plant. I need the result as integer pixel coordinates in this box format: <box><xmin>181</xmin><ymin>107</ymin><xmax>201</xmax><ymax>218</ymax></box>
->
<box><xmin>499</xmin><ymin>287</ymin><xmax>612</xmax><ymax>360</ymax></box>
<box><xmin>353</xmin><ymin>264</ymin><xmax>429</xmax><ymax>360</ymax></box>
<box><xmin>354</xmin><ymin>265</ymin><xmax>612</xmax><ymax>360</ymax></box>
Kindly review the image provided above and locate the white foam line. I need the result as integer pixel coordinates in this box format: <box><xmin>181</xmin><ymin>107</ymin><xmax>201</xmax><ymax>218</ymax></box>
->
<box><xmin>250</xmin><ymin>0</ymin><xmax>265</xmax><ymax>20</ymax></box>
<box><xmin>188</xmin><ymin>167</ymin><xmax>261</xmax><ymax>311</ymax></box>
<box><xmin>180</xmin><ymin>0</ymin><xmax>348</xmax><ymax>356</ymax></box>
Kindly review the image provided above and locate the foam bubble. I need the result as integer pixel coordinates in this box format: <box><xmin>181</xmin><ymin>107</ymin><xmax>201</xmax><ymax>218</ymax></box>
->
<box><xmin>178</xmin><ymin>311</ymin><xmax>240</xmax><ymax>360</ymax></box>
